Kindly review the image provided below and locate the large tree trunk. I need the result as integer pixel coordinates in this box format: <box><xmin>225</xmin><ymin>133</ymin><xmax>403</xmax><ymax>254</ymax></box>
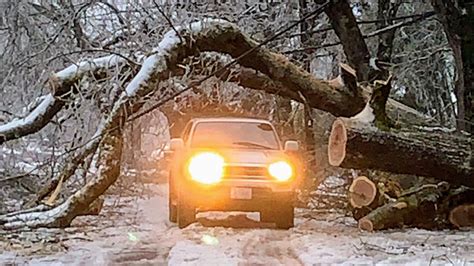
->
<box><xmin>328</xmin><ymin>117</ymin><xmax>472</xmax><ymax>187</ymax></box>
<box><xmin>328</xmin><ymin>74</ymin><xmax>473</xmax><ymax>187</ymax></box>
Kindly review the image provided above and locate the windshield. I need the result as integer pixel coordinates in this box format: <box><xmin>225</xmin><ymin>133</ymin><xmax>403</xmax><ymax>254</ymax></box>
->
<box><xmin>190</xmin><ymin>121</ymin><xmax>280</xmax><ymax>150</ymax></box>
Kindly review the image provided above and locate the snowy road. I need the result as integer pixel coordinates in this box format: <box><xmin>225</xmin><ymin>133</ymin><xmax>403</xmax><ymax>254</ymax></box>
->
<box><xmin>1</xmin><ymin>184</ymin><xmax>473</xmax><ymax>265</ymax></box>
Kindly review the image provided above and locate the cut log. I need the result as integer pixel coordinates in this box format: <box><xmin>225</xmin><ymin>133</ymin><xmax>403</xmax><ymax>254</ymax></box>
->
<box><xmin>348</xmin><ymin>176</ymin><xmax>384</xmax><ymax>220</ymax></box>
<box><xmin>358</xmin><ymin>183</ymin><xmax>447</xmax><ymax>231</ymax></box>
<box><xmin>348</xmin><ymin>175</ymin><xmax>403</xmax><ymax>220</ymax></box>
<box><xmin>328</xmin><ymin>120</ymin><xmax>347</xmax><ymax>167</ymax></box>
<box><xmin>449</xmin><ymin>204</ymin><xmax>474</xmax><ymax>228</ymax></box>
<box><xmin>348</xmin><ymin>176</ymin><xmax>377</xmax><ymax>208</ymax></box>
<box><xmin>328</xmin><ymin>117</ymin><xmax>473</xmax><ymax>187</ymax></box>
<box><xmin>438</xmin><ymin>186</ymin><xmax>474</xmax><ymax>228</ymax></box>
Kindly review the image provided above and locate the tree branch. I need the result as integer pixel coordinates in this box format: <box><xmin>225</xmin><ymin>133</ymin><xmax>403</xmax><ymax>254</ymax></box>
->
<box><xmin>283</xmin><ymin>12</ymin><xmax>436</xmax><ymax>55</ymax></box>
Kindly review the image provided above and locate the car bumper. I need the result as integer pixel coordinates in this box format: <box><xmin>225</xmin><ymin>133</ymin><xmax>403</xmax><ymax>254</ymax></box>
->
<box><xmin>182</xmin><ymin>180</ymin><xmax>295</xmax><ymax>212</ymax></box>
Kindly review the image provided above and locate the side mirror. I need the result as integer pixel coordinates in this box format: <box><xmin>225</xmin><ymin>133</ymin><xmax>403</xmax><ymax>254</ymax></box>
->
<box><xmin>284</xmin><ymin>140</ymin><xmax>299</xmax><ymax>151</ymax></box>
<box><xmin>170</xmin><ymin>138</ymin><xmax>184</xmax><ymax>151</ymax></box>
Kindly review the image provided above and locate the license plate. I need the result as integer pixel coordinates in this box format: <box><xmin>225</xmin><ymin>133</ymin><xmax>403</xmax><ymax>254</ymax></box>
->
<box><xmin>230</xmin><ymin>187</ymin><xmax>252</xmax><ymax>200</ymax></box>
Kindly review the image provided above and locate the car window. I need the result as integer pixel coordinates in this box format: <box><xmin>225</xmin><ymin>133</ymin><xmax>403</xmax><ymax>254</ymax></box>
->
<box><xmin>190</xmin><ymin>122</ymin><xmax>279</xmax><ymax>150</ymax></box>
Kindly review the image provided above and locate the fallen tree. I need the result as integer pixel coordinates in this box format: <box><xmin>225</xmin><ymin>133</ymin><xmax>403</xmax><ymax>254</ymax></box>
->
<box><xmin>328</xmin><ymin>77</ymin><xmax>473</xmax><ymax>187</ymax></box>
<box><xmin>3</xmin><ymin>18</ymin><xmax>366</xmax><ymax>228</ymax></box>
<box><xmin>329</xmin><ymin>118</ymin><xmax>472</xmax><ymax>187</ymax></box>
<box><xmin>0</xmin><ymin>55</ymin><xmax>127</xmax><ymax>144</ymax></box>
<box><xmin>0</xmin><ymin>18</ymin><xmax>471</xmax><ymax>229</ymax></box>
<box><xmin>330</xmin><ymin>72</ymin><xmax>473</xmax><ymax>230</ymax></box>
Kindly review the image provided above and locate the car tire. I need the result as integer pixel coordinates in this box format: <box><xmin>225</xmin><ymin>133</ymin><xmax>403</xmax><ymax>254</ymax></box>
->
<box><xmin>168</xmin><ymin>175</ymin><xmax>177</xmax><ymax>223</ymax></box>
<box><xmin>274</xmin><ymin>204</ymin><xmax>294</xmax><ymax>229</ymax></box>
<box><xmin>169</xmin><ymin>197</ymin><xmax>177</xmax><ymax>223</ymax></box>
<box><xmin>177</xmin><ymin>196</ymin><xmax>196</xmax><ymax>229</ymax></box>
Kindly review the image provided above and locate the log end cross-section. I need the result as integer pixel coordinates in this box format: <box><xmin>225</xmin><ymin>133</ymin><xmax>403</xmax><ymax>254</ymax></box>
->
<box><xmin>348</xmin><ymin>176</ymin><xmax>378</xmax><ymax>208</ymax></box>
<box><xmin>328</xmin><ymin>118</ymin><xmax>347</xmax><ymax>167</ymax></box>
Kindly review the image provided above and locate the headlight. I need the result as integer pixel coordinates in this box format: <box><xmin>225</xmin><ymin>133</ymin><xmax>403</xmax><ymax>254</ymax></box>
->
<box><xmin>268</xmin><ymin>161</ymin><xmax>293</xmax><ymax>181</ymax></box>
<box><xmin>188</xmin><ymin>152</ymin><xmax>224</xmax><ymax>184</ymax></box>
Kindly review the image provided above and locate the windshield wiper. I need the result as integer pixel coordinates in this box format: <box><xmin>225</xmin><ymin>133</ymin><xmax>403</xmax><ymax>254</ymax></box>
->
<box><xmin>232</xmin><ymin>141</ymin><xmax>273</xmax><ymax>150</ymax></box>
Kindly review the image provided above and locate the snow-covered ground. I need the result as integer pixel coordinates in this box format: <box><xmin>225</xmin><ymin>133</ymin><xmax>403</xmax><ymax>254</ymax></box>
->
<box><xmin>1</xmin><ymin>184</ymin><xmax>473</xmax><ymax>265</ymax></box>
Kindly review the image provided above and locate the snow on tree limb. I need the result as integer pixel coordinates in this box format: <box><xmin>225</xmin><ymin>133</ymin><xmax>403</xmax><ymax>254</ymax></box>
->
<box><xmin>1</xmin><ymin>19</ymin><xmax>367</xmax><ymax>146</ymax></box>
<box><xmin>0</xmin><ymin>55</ymin><xmax>126</xmax><ymax>145</ymax></box>
<box><xmin>2</xmin><ymin>18</ymin><xmax>470</xmax><ymax>229</ymax></box>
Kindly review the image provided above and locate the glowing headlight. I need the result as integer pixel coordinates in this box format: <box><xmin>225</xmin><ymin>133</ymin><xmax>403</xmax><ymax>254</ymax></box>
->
<box><xmin>188</xmin><ymin>152</ymin><xmax>224</xmax><ymax>184</ymax></box>
<box><xmin>268</xmin><ymin>161</ymin><xmax>293</xmax><ymax>181</ymax></box>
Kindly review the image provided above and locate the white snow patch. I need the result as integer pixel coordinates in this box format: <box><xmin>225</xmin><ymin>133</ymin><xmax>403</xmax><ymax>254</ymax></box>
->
<box><xmin>168</xmin><ymin>240</ymin><xmax>241</xmax><ymax>265</ymax></box>
<box><xmin>125</xmin><ymin>18</ymin><xmax>233</xmax><ymax>97</ymax></box>
<box><xmin>56</xmin><ymin>55</ymin><xmax>124</xmax><ymax>80</ymax></box>
<box><xmin>415</xmin><ymin>126</ymin><xmax>457</xmax><ymax>133</ymax></box>
<box><xmin>125</xmin><ymin>54</ymin><xmax>162</xmax><ymax>96</ymax></box>
<box><xmin>369</xmin><ymin>57</ymin><xmax>381</xmax><ymax>71</ymax></box>
<box><xmin>0</xmin><ymin>94</ymin><xmax>54</xmax><ymax>133</ymax></box>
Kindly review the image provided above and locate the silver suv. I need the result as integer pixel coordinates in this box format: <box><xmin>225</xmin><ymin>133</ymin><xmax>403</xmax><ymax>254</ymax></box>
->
<box><xmin>168</xmin><ymin>117</ymin><xmax>300</xmax><ymax>229</ymax></box>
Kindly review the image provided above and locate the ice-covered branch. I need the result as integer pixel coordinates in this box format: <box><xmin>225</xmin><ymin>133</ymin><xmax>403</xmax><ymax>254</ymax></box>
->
<box><xmin>0</xmin><ymin>55</ymin><xmax>126</xmax><ymax>144</ymax></box>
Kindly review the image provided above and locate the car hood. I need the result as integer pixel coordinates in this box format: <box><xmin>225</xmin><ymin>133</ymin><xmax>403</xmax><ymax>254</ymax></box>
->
<box><xmin>192</xmin><ymin>149</ymin><xmax>285</xmax><ymax>165</ymax></box>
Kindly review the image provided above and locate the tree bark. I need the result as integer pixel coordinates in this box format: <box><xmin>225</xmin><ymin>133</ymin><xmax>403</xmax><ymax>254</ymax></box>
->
<box><xmin>328</xmin><ymin>117</ymin><xmax>472</xmax><ymax>187</ymax></box>
<box><xmin>317</xmin><ymin>0</ymin><xmax>374</xmax><ymax>81</ymax></box>
<box><xmin>431</xmin><ymin>0</ymin><xmax>473</xmax><ymax>135</ymax></box>
<box><xmin>358</xmin><ymin>183</ymin><xmax>447</xmax><ymax>231</ymax></box>
<box><xmin>26</xmin><ymin>138</ymin><xmax>101</xmax><ymax>208</ymax></box>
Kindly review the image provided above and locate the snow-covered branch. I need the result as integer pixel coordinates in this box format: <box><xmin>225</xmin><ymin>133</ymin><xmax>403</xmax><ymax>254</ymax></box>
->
<box><xmin>0</xmin><ymin>55</ymin><xmax>126</xmax><ymax>144</ymax></box>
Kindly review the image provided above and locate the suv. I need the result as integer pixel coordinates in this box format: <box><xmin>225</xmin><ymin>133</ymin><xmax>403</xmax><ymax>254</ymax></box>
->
<box><xmin>168</xmin><ymin>117</ymin><xmax>300</xmax><ymax>229</ymax></box>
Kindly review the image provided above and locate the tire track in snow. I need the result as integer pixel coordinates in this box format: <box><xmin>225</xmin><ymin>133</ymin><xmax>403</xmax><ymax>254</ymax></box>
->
<box><xmin>240</xmin><ymin>229</ymin><xmax>303</xmax><ymax>265</ymax></box>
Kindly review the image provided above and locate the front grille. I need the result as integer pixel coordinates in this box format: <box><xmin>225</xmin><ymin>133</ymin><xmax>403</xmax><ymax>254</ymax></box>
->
<box><xmin>224</xmin><ymin>165</ymin><xmax>269</xmax><ymax>180</ymax></box>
